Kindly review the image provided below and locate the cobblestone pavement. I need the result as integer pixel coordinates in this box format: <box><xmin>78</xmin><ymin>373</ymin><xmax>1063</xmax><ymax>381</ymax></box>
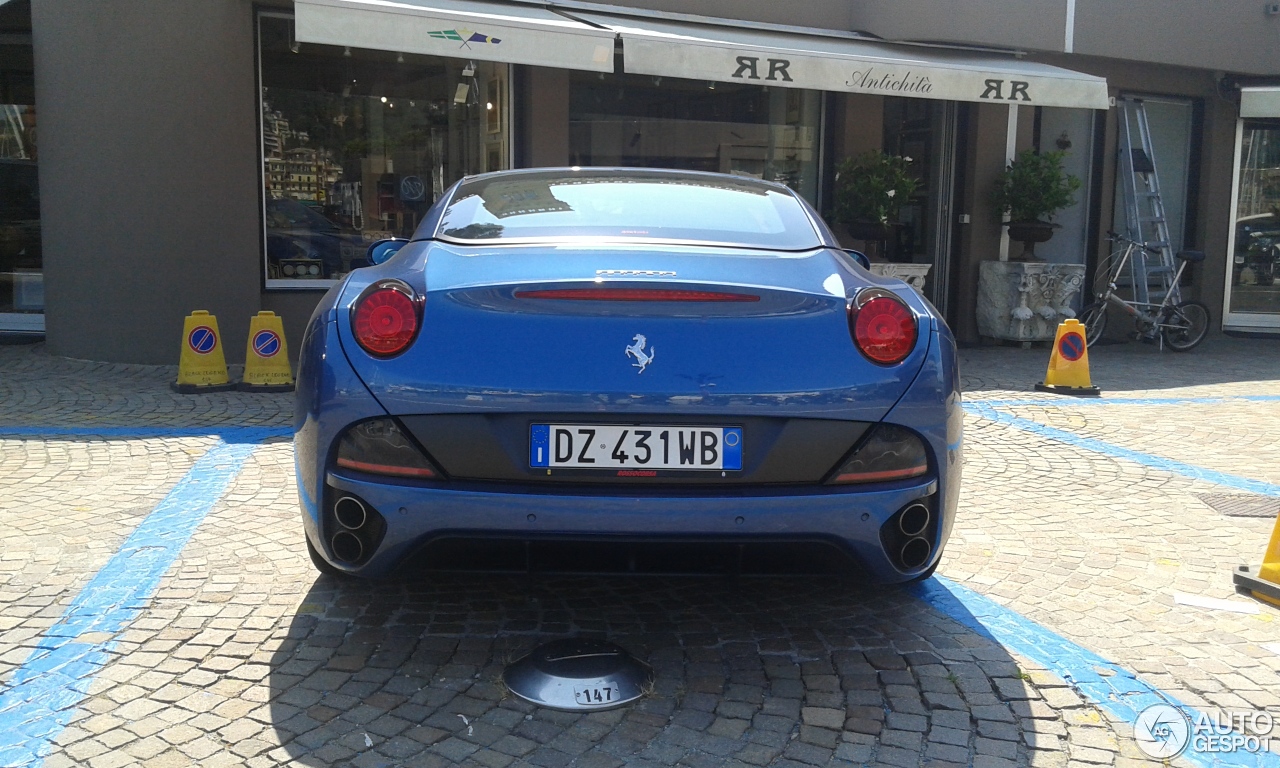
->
<box><xmin>2</xmin><ymin>336</ymin><xmax>1280</xmax><ymax>768</ymax></box>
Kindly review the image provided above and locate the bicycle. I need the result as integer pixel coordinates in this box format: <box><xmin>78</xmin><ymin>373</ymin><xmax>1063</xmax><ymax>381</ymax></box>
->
<box><xmin>1078</xmin><ymin>231</ymin><xmax>1210</xmax><ymax>351</ymax></box>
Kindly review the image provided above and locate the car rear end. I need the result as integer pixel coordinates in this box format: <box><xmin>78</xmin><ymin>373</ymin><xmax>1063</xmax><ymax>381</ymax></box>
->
<box><xmin>295</xmin><ymin>168</ymin><xmax>961</xmax><ymax>583</ymax></box>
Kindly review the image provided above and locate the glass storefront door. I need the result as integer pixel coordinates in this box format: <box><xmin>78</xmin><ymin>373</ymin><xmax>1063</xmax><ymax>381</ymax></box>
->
<box><xmin>881</xmin><ymin>97</ymin><xmax>957</xmax><ymax>314</ymax></box>
<box><xmin>258</xmin><ymin>13</ymin><xmax>510</xmax><ymax>288</ymax></box>
<box><xmin>1112</xmin><ymin>96</ymin><xmax>1194</xmax><ymax>254</ymax></box>
<box><xmin>1224</xmin><ymin>118</ymin><xmax>1280</xmax><ymax>327</ymax></box>
<box><xmin>1035</xmin><ymin>107</ymin><xmax>1096</xmax><ymax>268</ymax></box>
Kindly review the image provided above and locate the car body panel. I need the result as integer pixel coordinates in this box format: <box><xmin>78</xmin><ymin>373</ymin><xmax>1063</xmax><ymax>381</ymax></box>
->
<box><xmin>294</xmin><ymin>167</ymin><xmax>960</xmax><ymax>583</ymax></box>
<box><xmin>334</xmin><ymin>241</ymin><xmax>934</xmax><ymax>422</ymax></box>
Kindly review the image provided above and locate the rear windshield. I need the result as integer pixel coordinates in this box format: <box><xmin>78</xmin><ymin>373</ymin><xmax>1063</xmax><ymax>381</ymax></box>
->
<box><xmin>433</xmin><ymin>170</ymin><xmax>822</xmax><ymax>249</ymax></box>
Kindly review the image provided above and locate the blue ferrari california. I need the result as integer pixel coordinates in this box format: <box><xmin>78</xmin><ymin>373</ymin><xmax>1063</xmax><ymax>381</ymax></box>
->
<box><xmin>294</xmin><ymin>167</ymin><xmax>961</xmax><ymax>583</ymax></box>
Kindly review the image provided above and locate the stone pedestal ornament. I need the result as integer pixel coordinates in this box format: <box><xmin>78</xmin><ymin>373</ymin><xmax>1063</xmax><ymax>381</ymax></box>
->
<box><xmin>868</xmin><ymin>263</ymin><xmax>931</xmax><ymax>294</ymax></box>
<box><xmin>976</xmin><ymin>261</ymin><xmax>1086</xmax><ymax>341</ymax></box>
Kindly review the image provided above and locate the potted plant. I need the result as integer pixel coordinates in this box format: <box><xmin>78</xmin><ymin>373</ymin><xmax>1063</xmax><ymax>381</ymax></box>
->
<box><xmin>832</xmin><ymin>151</ymin><xmax>919</xmax><ymax>243</ymax></box>
<box><xmin>991</xmin><ymin>149</ymin><xmax>1082</xmax><ymax>260</ymax></box>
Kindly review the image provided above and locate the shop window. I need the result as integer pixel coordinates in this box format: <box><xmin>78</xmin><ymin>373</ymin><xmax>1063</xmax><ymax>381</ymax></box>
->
<box><xmin>1227</xmin><ymin>119</ymin><xmax>1280</xmax><ymax>316</ymax></box>
<box><xmin>0</xmin><ymin>0</ymin><xmax>38</xmax><ymax>328</ymax></box>
<box><xmin>0</xmin><ymin>105</ymin><xmax>38</xmax><ymax>317</ymax></box>
<box><xmin>258</xmin><ymin>13</ymin><xmax>509</xmax><ymax>287</ymax></box>
<box><xmin>568</xmin><ymin>72</ymin><xmax>821</xmax><ymax>204</ymax></box>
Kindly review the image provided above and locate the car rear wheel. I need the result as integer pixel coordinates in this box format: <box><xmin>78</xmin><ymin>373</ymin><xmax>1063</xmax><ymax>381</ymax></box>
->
<box><xmin>903</xmin><ymin>558</ymin><xmax>941</xmax><ymax>584</ymax></box>
<box><xmin>306</xmin><ymin>536</ymin><xmax>347</xmax><ymax>577</ymax></box>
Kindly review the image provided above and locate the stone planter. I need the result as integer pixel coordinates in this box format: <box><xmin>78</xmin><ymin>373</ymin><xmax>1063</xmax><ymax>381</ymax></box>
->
<box><xmin>869</xmin><ymin>262</ymin><xmax>931</xmax><ymax>295</ymax></box>
<box><xmin>977</xmin><ymin>261</ymin><xmax>1086</xmax><ymax>342</ymax></box>
<box><xmin>1005</xmin><ymin>220</ymin><xmax>1060</xmax><ymax>260</ymax></box>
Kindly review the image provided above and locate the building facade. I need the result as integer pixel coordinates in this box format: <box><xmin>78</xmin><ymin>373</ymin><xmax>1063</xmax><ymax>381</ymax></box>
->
<box><xmin>2</xmin><ymin>0</ymin><xmax>1278</xmax><ymax>361</ymax></box>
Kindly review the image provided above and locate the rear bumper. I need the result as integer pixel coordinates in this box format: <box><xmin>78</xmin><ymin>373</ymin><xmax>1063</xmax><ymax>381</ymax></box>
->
<box><xmin>312</xmin><ymin>471</ymin><xmax>944</xmax><ymax>583</ymax></box>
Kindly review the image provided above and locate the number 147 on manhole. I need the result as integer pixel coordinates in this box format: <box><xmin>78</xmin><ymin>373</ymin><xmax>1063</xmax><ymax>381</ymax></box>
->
<box><xmin>574</xmin><ymin>686</ymin><xmax>614</xmax><ymax>705</ymax></box>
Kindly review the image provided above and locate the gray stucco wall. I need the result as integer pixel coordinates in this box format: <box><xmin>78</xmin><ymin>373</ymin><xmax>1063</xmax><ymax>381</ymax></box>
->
<box><xmin>34</xmin><ymin>0</ymin><xmax>263</xmax><ymax>364</ymax></box>
<box><xmin>1073</xmin><ymin>0</ymin><xmax>1280</xmax><ymax>76</ymax></box>
<box><xmin>846</xmin><ymin>0</ymin><xmax>1279</xmax><ymax>76</ymax></box>
<box><xmin>576</xmin><ymin>0</ymin><xmax>855</xmax><ymax>31</ymax></box>
<box><xmin>849</xmin><ymin>0</ymin><xmax>1069</xmax><ymax>53</ymax></box>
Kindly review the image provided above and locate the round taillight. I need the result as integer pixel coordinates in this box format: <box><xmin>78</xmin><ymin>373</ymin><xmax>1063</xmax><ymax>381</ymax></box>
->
<box><xmin>352</xmin><ymin>282</ymin><xmax>419</xmax><ymax>357</ymax></box>
<box><xmin>851</xmin><ymin>295</ymin><xmax>917</xmax><ymax>365</ymax></box>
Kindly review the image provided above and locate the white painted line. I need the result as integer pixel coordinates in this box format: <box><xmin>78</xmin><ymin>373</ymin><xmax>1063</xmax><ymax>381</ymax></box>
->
<box><xmin>1173</xmin><ymin>592</ymin><xmax>1261</xmax><ymax>614</ymax></box>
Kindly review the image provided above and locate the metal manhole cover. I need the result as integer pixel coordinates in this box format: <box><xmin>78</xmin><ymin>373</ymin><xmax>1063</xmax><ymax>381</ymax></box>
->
<box><xmin>503</xmin><ymin>638</ymin><xmax>653</xmax><ymax>712</ymax></box>
<box><xmin>1194</xmin><ymin>493</ymin><xmax>1280</xmax><ymax>519</ymax></box>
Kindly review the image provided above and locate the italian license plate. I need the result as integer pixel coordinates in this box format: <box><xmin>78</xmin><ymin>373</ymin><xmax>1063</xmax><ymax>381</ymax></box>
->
<box><xmin>529</xmin><ymin>425</ymin><xmax>742</xmax><ymax>471</ymax></box>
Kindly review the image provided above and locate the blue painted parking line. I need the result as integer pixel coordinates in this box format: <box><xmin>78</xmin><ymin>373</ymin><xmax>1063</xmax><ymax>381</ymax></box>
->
<box><xmin>0</xmin><ymin>425</ymin><xmax>291</xmax><ymax>441</ymax></box>
<box><xmin>0</xmin><ymin>436</ymin><xmax>262</xmax><ymax>767</ymax></box>
<box><xmin>913</xmin><ymin>577</ymin><xmax>1280</xmax><ymax>768</ymax></box>
<box><xmin>964</xmin><ymin>402</ymin><xmax>1280</xmax><ymax>497</ymax></box>
<box><xmin>971</xmin><ymin>395</ymin><xmax>1280</xmax><ymax>408</ymax></box>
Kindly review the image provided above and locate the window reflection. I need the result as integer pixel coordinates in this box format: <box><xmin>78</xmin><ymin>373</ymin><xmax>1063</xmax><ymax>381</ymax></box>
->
<box><xmin>258</xmin><ymin>14</ymin><xmax>508</xmax><ymax>283</ymax></box>
<box><xmin>568</xmin><ymin>72</ymin><xmax>821</xmax><ymax>204</ymax></box>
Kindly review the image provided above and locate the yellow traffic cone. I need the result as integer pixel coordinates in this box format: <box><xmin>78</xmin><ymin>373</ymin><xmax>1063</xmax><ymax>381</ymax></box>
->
<box><xmin>1234</xmin><ymin>512</ymin><xmax>1280</xmax><ymax>608</ymax></box>
<box><xmin>172</xmin><ymin>310</ymin><xmax>235</xmax><ymax>393</ymax></box>
<box><xmin>238</xmin><ymin>311</ymin><xmax>295</xmax><ymax>392</ymax></box>
<box><xmin>1034</xmin><ymin>318</ymin><xmax>1100</xmax><ymax>397</ymax></box>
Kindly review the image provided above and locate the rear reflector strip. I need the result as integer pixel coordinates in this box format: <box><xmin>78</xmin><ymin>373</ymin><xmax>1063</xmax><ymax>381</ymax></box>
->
<box><xmin>336</xmin><ymin>456</ymin><xmax>437</xmax><ymax>479</ymax></box>
<box><xmin>832</xmin><ymin>465</ymin><xmax>928</xmax><ymax>484</ymax></box>
<box><xmin>514</xmin><ymin>289</ymin><xmax>760</xmax><ymax>302</ymax></box>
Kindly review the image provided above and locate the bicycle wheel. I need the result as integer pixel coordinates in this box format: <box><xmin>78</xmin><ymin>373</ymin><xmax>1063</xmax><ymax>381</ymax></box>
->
<box><xmin>1078</xmin><ymin>301</ymin><xmax>1108</xmax><ymax>346</ymax></box>
<box><xmin>1162</xmin><ymin>301</ymin><xmax>1209</xmax><ymax>351</ymax></box>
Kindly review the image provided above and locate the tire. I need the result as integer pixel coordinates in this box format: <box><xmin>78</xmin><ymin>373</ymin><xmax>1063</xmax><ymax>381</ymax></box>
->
<box><xmin>1162</xmin><ymin>301</ymin><xmax>1210</xmax><ymax>351</ymax></box>
<box><xmin>306</xmin><ymin>536</ymin><xmax>347</xmax><ymax>577</ymax></box>
<box><xmin>1078</xmin><ymin>301</ymin><xmax>1108</xmax><ymax>347</ymax></box>
<box><xmin>903</xmin><ymin>557</ymin><xmax>942</xmax><ymax>584</ymax></box>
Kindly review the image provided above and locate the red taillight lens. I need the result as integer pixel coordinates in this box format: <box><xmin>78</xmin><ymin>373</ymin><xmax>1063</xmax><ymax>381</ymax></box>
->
<box><xmin>514</xmin><ymin>289</ymin><xmax>759</xmax><ymax>302</ymax></box>
<box><xmin>850</xmin><ymin>294</ymin><xmax>917</xmax><ymax>365</ymax></box>
<box><xmin>352</xmin><ymin>281</ymin><xmax>419</xmax><ymax>357</ymax></box>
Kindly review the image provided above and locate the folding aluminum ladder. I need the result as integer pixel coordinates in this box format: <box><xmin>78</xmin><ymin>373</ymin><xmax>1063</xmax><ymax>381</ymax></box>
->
<box><xmin>1116</xmin><ymin>97</ymin><xmax>1181</xmax><ymax>306</ymax></box>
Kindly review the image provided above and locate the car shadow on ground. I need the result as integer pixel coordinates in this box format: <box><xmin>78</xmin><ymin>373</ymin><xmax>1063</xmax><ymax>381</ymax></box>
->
<box><xmin>266</xmin><ymin>572</ymin><xmax>1068</xmax><ymax>768</ymax></box>
<box><xmin>960</xmin><ymin>334</ymin><xmax>1280</xmax><ymax>394</ymax></box>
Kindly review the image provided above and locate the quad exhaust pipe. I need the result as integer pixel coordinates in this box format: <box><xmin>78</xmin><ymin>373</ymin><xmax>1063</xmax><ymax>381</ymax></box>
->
<box><xmin>330</xmin><ymin>496</ymin><xmax>375</xmax><ymax>564</ymax></box>
<box><xmin>331</xmin><ymin>531</ymin><xmax>364</xmax><ymax>563</ymax></box>
<box><xmin>897</xmin><ymin>503</ymin><xmax>930</xmax><ymax>537</ymax></box>
<box><xmin>334</xmin><ymin>496</ymin><xmax>368</xmax><ymax>530</ymax></box>
<box><xmin>900</xmin><ymin>537</ymin><xmax>932</xmax><ymax>570</ymax></box>
<box><xmin>885</xmin><ymin>502</ymin><xmax>933</xmax><ymax>571</ymax></box>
